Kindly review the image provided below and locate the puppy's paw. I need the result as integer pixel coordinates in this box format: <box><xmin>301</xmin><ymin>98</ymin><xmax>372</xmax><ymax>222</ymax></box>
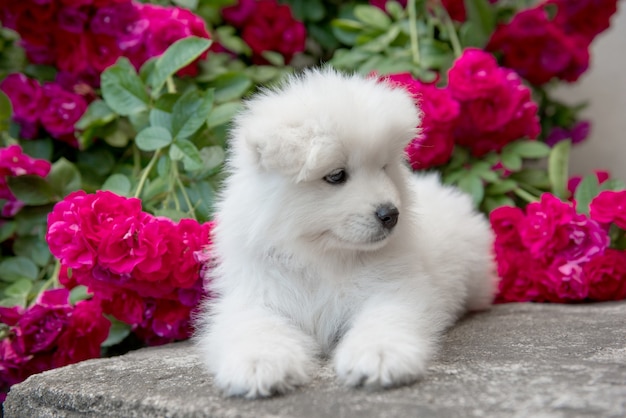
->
<box><xmin>334</xmin><ymin>332</ymin><xmax>432</xmax><ymax>389</ymax></box>
<box><xmin>213</xmin><ymin>340</ymin><xmax>315</xmax><ymax>398</ymax></box>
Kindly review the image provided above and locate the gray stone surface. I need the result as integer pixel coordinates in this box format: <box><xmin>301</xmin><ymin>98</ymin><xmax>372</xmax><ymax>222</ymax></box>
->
<box><xmin>4</xmin><ymin>302</ymin><xmax>626</xmax><ymax>418</ymax></box>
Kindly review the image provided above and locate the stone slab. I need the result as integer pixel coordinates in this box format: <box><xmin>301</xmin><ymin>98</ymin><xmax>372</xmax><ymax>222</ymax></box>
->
<box><xmin>4</xmin><ymin>302</ymin><xmax>626</xmax><ymax>418</ymax></box>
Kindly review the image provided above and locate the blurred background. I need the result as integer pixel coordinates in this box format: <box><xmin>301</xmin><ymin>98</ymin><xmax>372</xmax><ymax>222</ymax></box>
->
<box><xmin>560</xmin><ymin>5</ymin><xmax>626</xmax><ymax>180</ymax></box>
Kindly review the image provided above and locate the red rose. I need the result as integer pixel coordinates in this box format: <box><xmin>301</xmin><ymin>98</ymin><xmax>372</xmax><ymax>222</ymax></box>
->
<box><xmin>53</xmin><ymin>299</ymin><xmax>110</xmax><ymax>367</ymax></box>
<box><xmin>584</xmin><ymin>249</ymin><xmax>626</xmax><ymax>301</ymax></box>
<box><xmin>0</xmin><ymin>73</ymin><xmax>44</xmax><ymax>124</ymax></box>
<box><xmin>487</xmin><ymin>6</ymin><xmax>590</xmax><ymax>85</ymax></box>
<box><xmin>546</xmin><ymin>0</ymin><xmax>619</xmax><ymax>43</ymax></box>
<box><xmin>240</xmin><ymin>0</ymin><xmax>306</xmax><ymax>64</ymax></box>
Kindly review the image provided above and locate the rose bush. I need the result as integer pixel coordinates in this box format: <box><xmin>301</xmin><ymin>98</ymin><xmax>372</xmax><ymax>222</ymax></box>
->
<box><xmin>0</xmin><ymin>0</ymin><xmax>624</xmax><ymax>401</ymax></box>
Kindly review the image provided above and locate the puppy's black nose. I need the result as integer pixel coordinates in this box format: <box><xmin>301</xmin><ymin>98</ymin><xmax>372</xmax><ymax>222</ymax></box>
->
<box><xmin>376</xmin><ymin>204</ymin><xmax>399</xmax><ymax>230</ymax></box>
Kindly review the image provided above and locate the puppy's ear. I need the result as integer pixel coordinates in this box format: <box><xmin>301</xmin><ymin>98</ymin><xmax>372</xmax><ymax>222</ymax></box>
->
<box><xmin>245</xmin><ymin>124</ymin><xmax>341</xmax><ymax>182</ymax></box>
<box><xmin>247</xmin><ymin>125</ymin><xmax>312</xmax><ymax>177</ymax></box>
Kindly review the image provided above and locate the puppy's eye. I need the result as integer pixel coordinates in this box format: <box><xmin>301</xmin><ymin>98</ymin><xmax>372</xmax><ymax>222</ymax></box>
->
<box><xmin>324</xmin><ymin>169</ymin><xmax>348</xmax><ymax>185</ymax></box>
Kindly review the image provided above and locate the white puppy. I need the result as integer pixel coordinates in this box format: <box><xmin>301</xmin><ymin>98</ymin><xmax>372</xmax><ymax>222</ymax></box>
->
<box><xmin>195</xmin><ymin>68</ymin><xmax>497</xmax><ymax>398</ymax></box>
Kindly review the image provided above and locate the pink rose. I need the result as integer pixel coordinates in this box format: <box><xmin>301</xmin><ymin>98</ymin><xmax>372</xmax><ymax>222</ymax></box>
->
<box><xmin>448</xmin><ymin>49</ymin><xmax>540</xmax><ymax>156</ymax></box>
<box><xmin>40</xmin><ymin>82</ymin><xmax>88</xmax><ymax>142</ymax></box>
<box><xmin>13</xmin><ymin>289</ymin><xmax>72</xmax><ymax>354</ymax></box>
<box><xmin>53</xmin><ymin>299</ymin><xmax>110</xmax><ymax>367</ymax></box>
<box><xmin>0</xmin><ymin>73</ymin><xmax>44</xmax><ymax>124</ymax></box>
<box><xmin>98</xmin><ymin>288</ymin><xmax>146</xmax><ymax>325</ymax></box>
<box><xmin>385</xmin><ymin>73</ymin><xmax>459</xmax><ymax>169</ymax></box>
<box><xmin>169</xmin><ymin>219</ymin><xmax>212</xmax><ymax>288</ymax></box>
<box><xmin>519</xmin><ymin>194</ymin><xmax>576</xmax><ymax>259</ymax></box>
<box><xmin>589</xmin><ymin>190</ymin><xmax>626</xmax><ymax>229</ymax></box>
<box><xmin>540</xmin><ymin>259</ymin><xmax>589</xmax><ymax>302</ymax></box>
<box><xmin>447</xmin><ymin>48</ymin><xmax>502</xmax><ymax>101</ymax></box>
<box><xmin>0</xmin><ymin>145</ymin><xmax>51</xmax><ymax>217</ymax></box>
<box><xmin>583</xmin><ymin>249</ymin><xmax>626</xmax><ymax>301</ymax></box>
<box><xmin>46</xmin><ymin>190</ymin><xmax>98</xmax><ymax>269</ymax></box>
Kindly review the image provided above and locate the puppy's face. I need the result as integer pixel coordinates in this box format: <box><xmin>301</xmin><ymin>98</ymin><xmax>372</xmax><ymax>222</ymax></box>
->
<box><xmin>233</xmin><ymin>69</ymin><xmax>420</xmax><ymax>253</ymax></box>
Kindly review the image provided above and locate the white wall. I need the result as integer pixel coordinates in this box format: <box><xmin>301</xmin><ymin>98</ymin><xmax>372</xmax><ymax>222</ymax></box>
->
<box><xmin>555</xmin><ymin>2</ymin><xmax>626</xmax><ymax>181</ymax></box>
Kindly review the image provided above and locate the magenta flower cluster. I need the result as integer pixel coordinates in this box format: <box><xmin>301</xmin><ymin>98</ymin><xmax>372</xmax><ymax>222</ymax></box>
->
<box><xmin>46</xmin><ymin>190</ymin><xmax>213</xmax><ymax>345</ymax></box>
<box><xmin>0</xmin><ymin>0</ymin><xmax>210</xmax><ymax>83</ymax></box>
<box><xmin>488</xmin><ymin>0</ymin><xmax>619</xmax><ymax>85</ymax></box>
<box><xmin>221</xmin><ymin>0</ymin><xmax>306</xmax><ymax>64</ymax></box>
<box><xmin>386</xmin><ymin>48</ymin><xmax>540</xmax><ymax>169</ymax></box>
<box><xmin>0</xmin><ymin>289</ymin><xmax>110</xmax><ymax>402</ymax></box>
<box><xmin>0</xmin><ymin>145</ymin><xmax>51</xmax><ymax>217</ymax></box>
<box><xmin>491</xmin><ymin>192</ymin><xmax>626</xmax><ymax>303</ymax></box>
<box><xmin>0</xmin><ymin>74</ymin><xmax>88</xmax><ymax>145</ymax></box>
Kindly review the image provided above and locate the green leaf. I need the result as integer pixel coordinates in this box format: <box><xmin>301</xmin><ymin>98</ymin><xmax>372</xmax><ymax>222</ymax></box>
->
<box><xmin>102</xmin><ymin>173</ymin><xmax>132</xmax><ymax>197</ymax></box>
<box><xmin>213</xmin><ymin>72</ymin><xmax>253</xmax><ymax>103</ymax></box>
<box><xmin>101</xmin><ymin>57</ymin><xmax>150</xmax><ymax>116</ymax></box>
<box><xmin>153</xmin><ymin>208</ymin><xmax>189</xmax><ymax>222</ymax></box>
<box><xmin>483</xmin><ymin>195</ymin><xmax>516</xmax><ymax>213</ymax></box>
<box><xmin>0</xmin><ymin>221</ymin><xmax>16</xmax><ymax>243</ymax></box>
<box><xmin>548</xmin><ymin>140</ymin><xmax>571</xmax><ymax>200</ymax></box>
<box><xmin>101</xmin><ymin>317</ymin><xmax>131</xmax><ymax>347</ymax></box>
<box><xmin>386</xmin><ymin>1</ymin><xmax>406</xmax><ymax>20</ymax></box>
<box><xmin>574</xmin><ymin>174</ymin><xmax>600</xmax><ymax>216</ymax></box>
<box><xmin>215</xmin><ymin>26</ymin><xmax>252</xmax><ymax>55</ymax></box>
<box><xmin>458</xmin><ymin>175</ymin><xmax>484</xmax><ymax>207</ymax></box>
<box><xmin>503</xmin><ymin>140</ymin><xmax>551</xmax><ymax>159</ymax></box>
<box><xmin>149</xmin><ymin>93</ymin><xmax>178</xmax><ymax>131</ymax></box>
<box><xmin>199</xmin><ymin>146</ymin><xmax>225</xmax><ymax>171</ymax></box>
<box><xmin>207</xmin><ymin>101</ymin><xmax>242</xmax><ymax>128</ymax></box>
<box><xmin>510</xmin><ymin>169</ymin><xmax>551</xmax><ymax>189</ymax></box>
<box><xmin>135</xmin><ymin>126</ymin><xmax>173</xmax><ymax>152</ymax></box>
<box><xmin>0</xmin><ymin>90</ymin><xmax>12</xmax><ymax>132</ymax></box>
<box><xmin>500</xmin><ymin>151</ymin><xmax>522</xmax><ymax>172</ymax></box>
<box><xmin>463</xmin><ymin>0</ymin><xmax>496</xmax><ymax>48</ymax></box>
<box><xmin>170</xmin><ymin>138</ymin><xmax>203</xmax><ymax>171</ymax></box>
<box><xmin>485</xmin><ymin>179</ymin><xmax>518</xmax><ymax>195</ymax></box>
<box><xmin>171</xmin><ymin>89</ymin><xmax>214</xmax><ymax>140</ymax></box>
<box><xmin>4</xmin><ymin>279</ymin><xmax>32</xmax><ymax>298</ymax></box>
<box><xmin>260</xmin><ymin>51</ymin><xmax>285</xmax><ymax>67</ymax></box>
<box><xmin>7</xmin><ymin>175</ymin><xmax>56</xmax><ymax>205</ymax></box>
<box><xmin>20</xmin><ymin>138</ymin><xmax>53</xmax><ymax>161</ymax></box>
<box><xmin>13</xmin><ymin>236</ymin><xmax>51</xmax><ymax>267</ymax></box>
<box><xmin>77</xmin><ymin>149</ymin><xmax>116</xmax><ymax>177</ymax></box>
<box><xmin>149</xmin><ymin>36</ymin><xmax>213</xmax><ymax>95</ymax></box>
<box><xmin>48</xmin><ymin>158</ymin><xmax>82</xmax><ymax>198</ymax></box>
<box><xmin>600</xmin><ymin>178</ymin><xmax>626</xmax><ymax>192</ymax></box>
<box><xmin>0</xmin><ymin>256</ymin><xmax>38</xmax><ymax>282</ymax></box>
<box><xmin>353</xmin><ymin>5</ymin><xmax>391</xmax><ymax>30</ymax></box>
<box><xmin>331</xmin><ymin>19</ymin><xmax>365</xmax><ymax>46</ymax></box>
<box><xmin>360</xmin><ymin>24</ymin><xmax>401</xmax><ymax>53</ymax></box>
<box><xmin>69</xmin><ymin>285</ymin><xmax>91</xmax><ymax>305</ymax></box>
<box><xmin>75</xmin><ymin>100</ymin><xmax>116</xmax><ymax>130</ymax></box>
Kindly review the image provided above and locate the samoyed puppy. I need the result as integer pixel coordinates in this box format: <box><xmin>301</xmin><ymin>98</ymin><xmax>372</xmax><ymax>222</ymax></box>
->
<box><xmin>195</xmin><ymin>68</ymin><xmax>497</xmax><ymax>398</ymax></box>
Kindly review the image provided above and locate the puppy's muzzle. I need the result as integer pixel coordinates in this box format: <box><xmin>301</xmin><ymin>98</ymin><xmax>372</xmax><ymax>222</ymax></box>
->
<box><xmin>375</xmin><ymin>204</ymin><xmax>399</xmax><ymax>230</ymax></box>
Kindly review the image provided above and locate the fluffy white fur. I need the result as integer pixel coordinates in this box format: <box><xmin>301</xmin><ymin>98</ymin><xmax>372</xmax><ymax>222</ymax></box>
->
<box><xmin>195</xmin><ymin>68</ymin><xmax>497</xmax><ymax>398</ymax></box>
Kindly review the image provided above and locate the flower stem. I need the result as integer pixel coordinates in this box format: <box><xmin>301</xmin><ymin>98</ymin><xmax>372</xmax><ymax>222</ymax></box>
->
<box><xmin>513</xmin><ymin>187</ymin><xmax>540</xmax><ymax>203</ymax></box>
<box><xmin>166</xmin><ymin>76</ymin><xmax>177</xmax><ymax>94</ymax></box>
<box><xmin>134</xmin><ymin>148</ymin><xmax>161</xmax><ymax>199</ymax></box>
<box><xmin>176</xmin><ymin>172</ymin><xmax>197</xmax><ymax>220</ymax></box>
<box><xmin>408</xmin><ymin>0</ymin><xmax>421</xmax><ymax>66</ymax></box>
<box><xmin>439</xmin><ymin>3</ymin><xmax>462</xmax><ymax>57</ymax></box>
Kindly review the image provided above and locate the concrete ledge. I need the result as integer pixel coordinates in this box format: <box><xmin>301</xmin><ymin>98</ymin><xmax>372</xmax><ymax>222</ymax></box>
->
<box><xmin>4</xmin><ymin>302</ymin><xmax>626</xmax><ymax>417</ymax></box>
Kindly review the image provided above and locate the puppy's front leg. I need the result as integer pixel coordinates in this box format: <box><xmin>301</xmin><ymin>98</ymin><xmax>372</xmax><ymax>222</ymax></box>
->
<box><xmin>334</xmin><ymin>294</ymin><xmax>444</xmax><ymax>389</ymax></box>
<box><xmin>197</xmin><ymin>304</ymin><xmax>317</xmax><ymax>398</ymax></box>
